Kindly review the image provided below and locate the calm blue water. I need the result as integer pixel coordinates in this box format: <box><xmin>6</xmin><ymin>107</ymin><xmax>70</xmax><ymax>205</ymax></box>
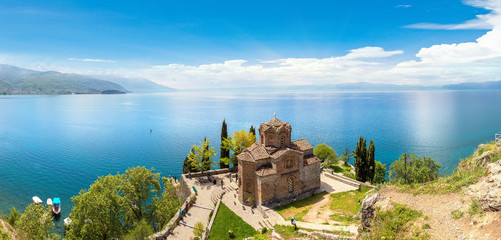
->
<box><xmin>1</xmin><ymin>90</ymin><xmax>501</xmax><ymax>233</ymax></box>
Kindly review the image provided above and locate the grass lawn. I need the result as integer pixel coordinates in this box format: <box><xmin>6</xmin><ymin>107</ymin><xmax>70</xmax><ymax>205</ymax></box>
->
<box><xmin>329</xmin><ymin>185</ymin><xmax>372</xmax><ymax>224</ymax></box>
<box><xmin>274</xmin><ymin>192</ymin><xmax>328</xmax><ymax>221</ymax></box>
<box><xmin>208</xmin><ymin>203</ymin><xmax>257</xmax><ymax>240</ymax></box>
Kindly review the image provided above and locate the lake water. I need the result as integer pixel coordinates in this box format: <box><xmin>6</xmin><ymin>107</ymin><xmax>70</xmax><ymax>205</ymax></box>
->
<box><xmin>1</xmin><ymin>90</ymin><xmax>501</xmax><ymax>233</ymax></box>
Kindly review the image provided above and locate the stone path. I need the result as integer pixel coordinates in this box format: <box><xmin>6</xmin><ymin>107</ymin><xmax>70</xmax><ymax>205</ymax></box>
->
<box><xmin>167</xmin><ymin>179</ymin><xmax>221</xmax><ymax>240</ymax></box>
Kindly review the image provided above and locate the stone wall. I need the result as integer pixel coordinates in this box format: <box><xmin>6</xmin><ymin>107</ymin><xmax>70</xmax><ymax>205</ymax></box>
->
<box><xmin>238</xmin><ymin>160</ymin><xmax>257</xmax><ymax>205</ymax></box>
<box><xmin>302</xmin><ymin>162</ymin><xmax>321</xmax><ymax>192</ymax></box>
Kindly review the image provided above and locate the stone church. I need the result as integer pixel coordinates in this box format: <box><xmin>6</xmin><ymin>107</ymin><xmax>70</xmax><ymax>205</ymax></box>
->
<box><xmin>237</xmin><ymin>118</ymin><xmax>321</xmax><ymax>206</ymax></box>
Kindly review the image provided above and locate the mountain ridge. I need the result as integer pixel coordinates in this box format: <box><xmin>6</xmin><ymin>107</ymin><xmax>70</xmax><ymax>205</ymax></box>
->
<box><xmin>0</xmin><ymin>64</ymin><xmax>127</xmax><ymax>95</ymax></box>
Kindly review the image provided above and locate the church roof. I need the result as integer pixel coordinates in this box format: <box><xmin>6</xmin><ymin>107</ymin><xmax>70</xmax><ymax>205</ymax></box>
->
<box><xmin>260</xmin><ymin>118</ymin><xmax>290</xmax><ymax>132</ymax></box>
<box><xmin>247</xmin><ymin>143</ymin><xmax>270</xmax><ymax>160</ymax></box>
<box><xmin>304</xmin><ymin>155</ymin><xmax>321</xmax><ymax>165</ymax></box>
<box><xmin>292</xmin><ymin>139</ymin><xmax>313</xmax><ymax>151</ymax></box>
<box><xmin>256</xmin><ymin>164</ymin><xmax>277</xmax><ymax>176</ymax></box>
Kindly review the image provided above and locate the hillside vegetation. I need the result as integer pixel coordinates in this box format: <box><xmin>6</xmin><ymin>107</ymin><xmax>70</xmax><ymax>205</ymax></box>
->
<box><xmin>363</xmin><ymin>141</ymin><xmax>501</xmax><ymax>240</ymax></box>
<box><xmin>0</xmin><ymin>64</ymin><xmax>127</xmax><ymax>94</ymax></box>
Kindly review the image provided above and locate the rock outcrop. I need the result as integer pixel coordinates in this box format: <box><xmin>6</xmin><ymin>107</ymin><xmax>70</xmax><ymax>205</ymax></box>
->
<box><xmin>360</xmin><ymin>193</ymin><xmax>379</xmax><ymax>230</ymax></box>
<box><xmin>468</xmin><ymin>160</ymin><xmax>501</xmax><ymax>211</ymax></box>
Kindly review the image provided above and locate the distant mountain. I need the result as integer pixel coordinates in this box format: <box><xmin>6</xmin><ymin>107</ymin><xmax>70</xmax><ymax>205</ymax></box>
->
<box><xmin>0</xmin><ymin>64</ymin><xmax>127</xmax><ymax>94</ymax></box>
<box><xmin>92</xmin><ymin>75</ymin><xmax>175</xmax><ymax>93</ymax></box>
<box><xmin>442</xmin><ymin>81</ymin><xmax>501</xmax><ymax>90</ymax></box>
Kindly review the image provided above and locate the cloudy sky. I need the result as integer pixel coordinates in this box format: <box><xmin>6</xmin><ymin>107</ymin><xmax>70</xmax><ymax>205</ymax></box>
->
<box><xmin>0</xmin><ymin>0</ymin><xmax>500</xmax><ymax>89</ymax></box>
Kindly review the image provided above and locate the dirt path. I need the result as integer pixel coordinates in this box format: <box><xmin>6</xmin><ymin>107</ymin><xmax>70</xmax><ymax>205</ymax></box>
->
<box><xmin>377</xmin><ymin>187</ymin><xmax>501</xmax><ymax>240</ymax></box>
<box><xmin>303</xmin><ymin>194</ymin><xmax>333</xmax><ymax>224</ymax></box>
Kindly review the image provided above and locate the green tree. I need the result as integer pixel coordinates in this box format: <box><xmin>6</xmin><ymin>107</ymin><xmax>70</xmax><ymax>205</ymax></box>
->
<box><xmin>313</xmin><ymin>143</ymin><xmax>338</xmax><ymax>168</ymax></box>
<box><xmin>249</xmin><ymin>125</ymin><xmax>256</xmax><ymax>136</ymax></box>
<box><xmin>153</xmin><ymin>177</ymin><xmax>182</xmax><ymax>229</ymax></box>
<box><xmin>193</xmin><ymin>221</ymin><xmax>204</xmax><ymax>239</ymax></box>
<box><xmin>124</xmin><ymin>219</ymin><xmax>154</xmax><ymax>240</ymax></box>
<box><xmin>66</xmin><ymin>174</ymin><xmax>126</xmax><ymax>240</ymax></box>
<box><xmin>340</xmin><ymin>147</ymin><xmax>352</xmax><ymax>166</ymax></box>
<box><xmin>373</xmin><ymin>161</ymin><xmax>387</xmax><ymax>184</ymax></box>
<box><xmin>186</xmin><ymin>148</ymin><xmax>199</xmax><ymax>173</ymax></box>
<box><xmin>389</xmin><ymin>153</ymin><xmax>441</xmax><ymax>184</ymax></box>
<box><xmin>120</xmin><ymin>167</ymin><xmax>161</xmax><ymax>225</ymax></box>
<box><xmin>220</xmin><ymin>119</ymin><xmax>230</xmax><ymax>169</ymax></box>
<box><xmin>354</xmin><ymin>137</ymin><xmax>377</xmax><ymax>183</ymax></box>
<box><xmin>222</xmin><ymin>130</ymin><xmax>256</xmax><ymax>167</ymax></box>
<box><xmin>354</xmin><ymin>136</ymin><xmax>368</xmax><ymax>182</ymax></box>
<box><xmin>190</xmin><ymin>138</ymin><xmax>216</xmax><ymax>172</ymax></box>
<box><xmin>6</xmin><ymin>207</ymin><xmax>20</xmax><ymax>227</ymax></box>
<box><xmin>368</xmin><ymin>140</ymin><xmax>376</xmax><ymax>183</ymax></box>
<box><xmin>15</xmin><ymin>203</ymin><xmax>60</xmax><ymax>240</ymax></box>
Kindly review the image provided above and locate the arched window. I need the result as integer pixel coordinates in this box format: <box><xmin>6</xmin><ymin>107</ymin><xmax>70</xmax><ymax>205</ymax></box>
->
<box><xmin>286</xmin><ymin>158</ymin><xmax>293</xmax><ymax>168</ymax></box>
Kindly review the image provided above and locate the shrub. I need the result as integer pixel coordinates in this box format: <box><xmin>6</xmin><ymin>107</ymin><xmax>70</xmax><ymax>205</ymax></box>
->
<box><xmin>6</xmin><ymin>207</ymin><xmax>20</xmax><ymax>227</ymax></box>
<box><xmin>193</xmin><ymin>222</ymin><xmax>204</xmax><ymax>238</ymax></box>
<box><xmin>469</xmin><ymin>198</ymin><xmax>483</xmax><ymax>216</ymax></box>
<box><xmin>422</xmin><ymin>223</ymin><xmax>431</xmax><ymax>229</ymax></box>
<box><xmin>228</xmin><ymin>230</ymin><xmax>235</xmax><ymax>238</ymax></box>
<box><xmin>365</xmin><ymin>203</ymin><xmax>422</xmax><ymax>240</ymax></box>
<box><xmin>451</xmin><ymin>210</ymin><xmax>463</xmax><ymax>219</ymax></box>
<box><xmin>261</xmin><ymin>227</ymin><xmax>268</xmax><ymax>234</ymax></box>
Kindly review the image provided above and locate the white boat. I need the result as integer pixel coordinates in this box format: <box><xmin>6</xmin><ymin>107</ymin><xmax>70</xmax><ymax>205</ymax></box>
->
<box><xmin>64</xmin><ymin>217</ymin><xmax>72</xmax><ymax>227</ymax></box>
<box><xmin>32</xmin><ymin>196</ymin><xmax>42</xmax><ymax>204</ymax></box>
<box><xmin>47</xmin><ymin>198</ymin><xmax>53</xmax><ymax>212</ymax></box>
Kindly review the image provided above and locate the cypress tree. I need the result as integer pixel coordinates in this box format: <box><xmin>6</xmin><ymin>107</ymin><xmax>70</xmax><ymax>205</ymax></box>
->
<box><xmin>249</xmin><ymin>125</ymin><xmax>256</xmax><ymax>136</ymax></box>
<box><xmin>368</xmin><ymin>140</ymin><xmax>376</xmax><ymax>183</ymax></box>
<box><xmin>182</xmin><ymin>156</ymin><xmax>190</xmax><ymax>174</ymax></box>
<box><xmin>220</xmin><ymin>119</ymin><xmax>230</xmax><ymax>168</ymax></box>
<box><xmin>354</xmin><ymin>136</ymin><xmax>368</xmax><ymax>182</ymax></box>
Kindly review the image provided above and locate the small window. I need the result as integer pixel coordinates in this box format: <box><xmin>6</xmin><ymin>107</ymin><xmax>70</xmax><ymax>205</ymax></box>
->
<box><xmin>286</xmin><ymin>159</ymin><xmax>293</xmax><ymax>168</ymax></box>
<box><xmin>288</xmin><ymin>177</ymin><xmax>294</xmax><ymax>193</ymax></box>
<box><xmin>280</xmin><ymin>137</ymin><xmax>285</xmax><ymax>146</ymax></box>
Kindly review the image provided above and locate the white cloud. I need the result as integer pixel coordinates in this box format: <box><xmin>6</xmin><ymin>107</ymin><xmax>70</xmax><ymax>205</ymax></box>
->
<box><xmin>388</xmin><ymin>0</ymin><xmax>501</xmax><ymax>85</ymax></box>
<box><xmin>68</xmin><ymin>58</ymin><xmax>115</xmax><ymax>63</ymax></box>
<box><xmin>404</xmin><ymin>0</ymin><xmax>500</xmax><ymax>30</ymax></box>
<box><xmin>396</xmin><ymin>5</ymin><xmax>412</xmax><ymax>8</ymax></box>
<box><xmin>404</xmin><ymin>17</ymin><xmax>493</xmax><ymax>30</ymax></box>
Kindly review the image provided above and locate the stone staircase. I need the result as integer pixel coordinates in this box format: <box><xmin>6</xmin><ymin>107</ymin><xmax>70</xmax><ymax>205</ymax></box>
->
<box><xmin>211</xmin><ymin>182</ymin><xmax>238</xmax><ymax>204</ymax></box>
<box><xmin>258</xmin><ymin>218</ymin><xmax>274</xmax><ymax>229</ymax></box>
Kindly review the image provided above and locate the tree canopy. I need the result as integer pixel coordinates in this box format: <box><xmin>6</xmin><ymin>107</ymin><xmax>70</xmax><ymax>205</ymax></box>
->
<box><xmin>389</xmin><ymin>153</ymin><xmax>441</xmax><ymax>184</ymax></box>
<box><xmin>222</xmin><ymin>130</ymin><xmax>256</xmax><ymax>167</ymax></box>
<box><xmin>354</xmin><ymin>137</ymin><xmax>376</xmax><ymax>183</ymax></box>
<box><xmin>373</xmin><ymin>161</ymin><xmax>387</xmax><ymax>184</ymax></box>
<box><xmin>15</xmin><ymin>203</ymin><xmax>60</xmax><ymax>240</ymax></box>
<box><xmin>188</xmin><ymin>137</ymin><xmax>216</xmax><ymax>172</ymax></box>
<box><xmin>66</xmin><ymin>167</ymin><xmax>180</xmax><ymax>240</ymax></box>
<box><xmin>313</xmin><ymin>143</ymin><xmax>338</xmax><ymax>168</ymax></box>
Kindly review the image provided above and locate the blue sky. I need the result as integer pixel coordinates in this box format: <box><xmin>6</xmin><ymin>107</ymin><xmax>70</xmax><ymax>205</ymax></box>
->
<box><xmin>1</xmin><ymin>0</ymin><xmax>500</xmax><ymax>89</ymax></box>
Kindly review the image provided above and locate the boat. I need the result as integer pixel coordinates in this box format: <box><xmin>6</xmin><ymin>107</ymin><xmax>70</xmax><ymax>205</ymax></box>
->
<box><xmin>32</xmin><ymin>196</ymin><xmax>42</xmax><ymax>204</ymax></box>
<box><xmin>64</xmin><ymin>217</ymin><xmax>72</xmax><ymax>229</ymax></box>
<box><xmin>53</xmin><ymin>197</ymin><xmax>61</xmax><ymax>215</ymax></box>
<box><xmin>47</xmin><ymin>198</ymin><xmax>53</xmax><ymax>212</ymax></box>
